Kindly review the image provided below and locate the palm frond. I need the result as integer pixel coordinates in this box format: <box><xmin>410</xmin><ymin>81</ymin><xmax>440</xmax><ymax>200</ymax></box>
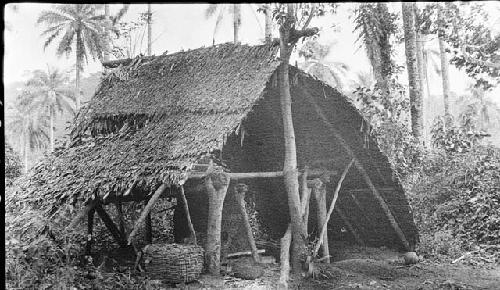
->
<box><xmin>112</xmin><ymin>4</ymin><xmax>130</xmax><ymax>25</ymax></box>
<box><xmin>212</xmin><ymin>5</ymin><xmax>227</xmax><ymax>42</ymax></box>
<box><xmin>37</xmin><ymin>9</ymin><xmax>72</xmax><ymax>25</ymax></box>
<box><xmin>205</xmin><ymin>4</ymin><xmax>220</xmax><ymax>19</ymax></box>
<box><xmin>56</xmin><ymin>25</ymin><xmax>76</xmax><ymax>56</ymax></box>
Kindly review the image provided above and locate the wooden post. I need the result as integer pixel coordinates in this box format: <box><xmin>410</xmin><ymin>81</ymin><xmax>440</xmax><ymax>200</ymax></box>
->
<box><xmin>115</xmin><ymin>201</ymin><xmax>126</xmax><ymax>236</ymax></box>
<box><xmin>86</xmin><ymin>208</ymin><xmax>95</xmax><ymax>255</ymax></box>
<box><xmin>179</xmin><ymin>185</ymin><xmax>197</xmax><ymax>244</ymax></box>
<box><xmin>278</xmin><ymin>224</ymin><xmax>292</xmax><ymax>290</ymax></box>
<box><xmin>234</xmin><ymin>183</ymin><xmax>260</xmax><ymax>263</ymax></box>
<box><xmin>205</xmin><ymin>172</ymin><xmax>230</xmax><ymax>275</ymax></box>
<box><xmin>302</xmin><ymin>86</ymin><xmax>411</xmax><ymax>251</ymax></box>
<box><xmin>145</xmin><ymin>212</ymin><xmax>153</xmax><ymax>244</ymax></box>
<box><xmin>144</xmin><ymin>198</ymin><xmax>153</xmax><ymax>244</ymax></box>
<box><xmin>128</xmin><ymin>184</ymin><xmax>168</xmax><ymax>245</ymax></box>
<box><xmin>313</xmin><ymin>159</ymin><xmax>354</xmax><ymax>259</ymax></box>
<box><xmin>95</xmin><ymin>203</ymin><xmax>127</xmax><ymax>247</ymax></box>
<box><xmin>300</xmin><ymin>167</ymin><xmax>311</xmax><ymax>233</ymax></box>
<box><xmin>335</xmin><ymin>207</ymin><xmax>365</xmax><ymax>246</ymax></box>
<box><xmin>310</xmin><ymin>179</ymin><xmax>330</xmax><ymax>263</ymax></box>
<box><xmin>67</xmin><ymin>199</ymin><xmax>96</xmax><ymax>230</ymax></box>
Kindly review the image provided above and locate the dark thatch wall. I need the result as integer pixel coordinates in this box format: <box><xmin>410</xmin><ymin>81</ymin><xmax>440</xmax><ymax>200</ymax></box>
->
<box><xmin>190</xmin><ymin>67</ymin><xmax>419</xmax><ymax>251</ymax></box>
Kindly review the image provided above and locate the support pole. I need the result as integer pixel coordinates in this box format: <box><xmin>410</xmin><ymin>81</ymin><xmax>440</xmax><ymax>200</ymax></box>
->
<box><xmin>313</xmin><ymin>159</ymin><xmax>354</xmax><ymax>259</ymax></box>
<box><xmin>95</xmin><ymin>203</ymin><xmax>127</xmax><ymax>247</ymax></box>
<box><xmin>234</xmin><ymin>183</ymin><xmax>260</xmax><ymax>263</ymax></box>
<box><xmin>145</xmin><ymin>211</ymin><xmax>153</xmax><ymax>244</ymax></box>
<box><xmin>310</xmin><ymin>179</ymin><xmax>330</xmax><ymax>263</ymax></box>
<box><xmin>86</xmin><ymin>208</ymin><xmax>95</xmax><ymax>255</ymax></box>
<box><xmin>128</xmin><ymin>184</ymin><xmax>168</xmax><ymax>245</ymax></box>
<box><xmin>278</xmin><ymin>224</ymin><xmax>292</xmax><ymax>290</ymax></box>
<box><xmin>302</xmin><ymin>85</ymin><xmax>411</xmax><ymax>251</ymax></box>
<box><xmin>300</xmin><ymin>167</ymin><xmax>311</xmax><ymax>233</ymax></box>
<box><xmin>115</xmin><ymin>201</ymin><xmax>126</xmax><ymax>236</ymax></box>
<box><xmin>179</xmin><ymin>185</ymin><xmax>197</xmax><ymax>244</ymax></box>
<box><xmin>205</xmin><ymin>172</ymin><xmax>230</xmax><ymax>275</ymax></box>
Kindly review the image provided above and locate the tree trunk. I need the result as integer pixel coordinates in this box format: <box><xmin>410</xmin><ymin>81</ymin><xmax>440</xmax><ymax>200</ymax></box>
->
<box><xmin>402</xmin><ymin>2</ymin><xmax>423</xmax><ymax>141</ymax></box>
<box><xmin>49</xmin><ymin>109</ymin><xmax>54</xmax><ymax>152</ymax></box>
<box><xmin>438</xmin><ymin>6</ymin><xmax>451</xmax><ymax>127</ymax></box>
<box><xmin>416</xmin><ymin>31</ymin><xmax>428</xmax><ymax>146</ymax></box>
<box><xmin>311</xmin><ymin>181</ymin><xmax>329</xmax><ymax>263</ymax></box>
<box><xmin>361</xmin><ymin>3</ymin><xmax>392</xmax><ymax>94</ymax></box>
<box><xmin>104</xmin><ymin>4</ymin><xmax>110</xmax><ymax>62</ymax></box>
<box><xmin>278</xmin><ymin>224</ymin><xmax>292</xmax><ymax>290</ymax></box>
<box><xmin>264</xmin><ymin>4</ymin><xmax>272</xmax><ymax>43</ymax></box>
<box><xmin>147</xmin><ymin>4</ymin><xmax>152</xmax><ymax>56</ymax></box>
<box><xmin>205</xmin><ymin>172</ymin><xmax>230</xmax><ymax>275</ymax></box>
<box><xmin>279</xmin><ymin>3</ymin><xmax>307</xmax><ymax>274</ymax></box>
<box><xmin>233</xmin><ymin>4</ymin><xmax>241</xmax><ymax>44</ymax></box>
<box><xmin>75</xmin><ymin>33</ymin><xmax>81</xmax><ymax>111</ymax></box>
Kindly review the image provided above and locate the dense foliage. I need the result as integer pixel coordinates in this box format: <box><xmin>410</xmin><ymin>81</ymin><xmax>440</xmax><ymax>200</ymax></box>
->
<box><xmin>407</xmin><ymin>146</ymin><xmax>500</xmax><ymax>261</ymax></box>
<box><xmin>5</xmin><ymin>141</ymin><xmax>23</xmax><ymax>186</ymax></box>
<box><xmin>352</xmin><ymin>76</ymin><xmax>499</xmax><ymax>264</ymax></box>
<box><xmin>420</xmin><ymin>2</ymin><xmax>500</xmax><ymax>89</ymax></box>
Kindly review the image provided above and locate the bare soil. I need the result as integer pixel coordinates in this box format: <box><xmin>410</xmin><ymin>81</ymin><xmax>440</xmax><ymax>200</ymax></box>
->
<box><xmin>100</xmin><ymin>242</ymin><xmax>500</xmax><ymax>289</ymax></box>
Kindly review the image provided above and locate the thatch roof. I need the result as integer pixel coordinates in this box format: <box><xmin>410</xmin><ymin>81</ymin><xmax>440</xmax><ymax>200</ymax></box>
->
<box><xmin>10</xmin><ymin>43</ymin><xmax>418</xmax><ymax>249</ymax></box>
<box><xmin>12</xmin><ymin>44</ymin><xmax>280</xmax><ymax>214</ymax></box>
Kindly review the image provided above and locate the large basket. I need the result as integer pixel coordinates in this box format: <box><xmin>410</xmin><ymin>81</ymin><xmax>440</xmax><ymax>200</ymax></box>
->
<box><xmin>142</xmin><ymin>243</ymin><xmax>204</xmax><ymax>283</ymax></box>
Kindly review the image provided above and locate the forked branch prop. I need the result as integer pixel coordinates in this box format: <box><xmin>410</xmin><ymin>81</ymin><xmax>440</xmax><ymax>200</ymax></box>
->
<box><xmin>312</xmin><ymin>159</ymin><xmax>354</xmax><ymax>258</ymax></box>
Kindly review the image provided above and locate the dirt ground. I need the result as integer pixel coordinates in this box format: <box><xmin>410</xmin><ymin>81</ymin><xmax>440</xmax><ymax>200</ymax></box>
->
<box><xmin>102</xmin><ymin>242</ymin><xmax>500</xmax><ymax>289</ymax></box>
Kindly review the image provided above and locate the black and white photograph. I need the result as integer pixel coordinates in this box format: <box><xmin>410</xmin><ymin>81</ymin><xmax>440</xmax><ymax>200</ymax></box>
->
<box><xmin>4</xmin><ymin>3</ymin><xmax>500</xmax><ymax>289</ymax></box>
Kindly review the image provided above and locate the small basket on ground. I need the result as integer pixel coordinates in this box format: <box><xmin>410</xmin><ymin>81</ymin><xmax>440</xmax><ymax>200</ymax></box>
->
<box><xmin>142</xmin><ymin>243</ymin><xmax>204</xmax><ymax>283</ymax></box>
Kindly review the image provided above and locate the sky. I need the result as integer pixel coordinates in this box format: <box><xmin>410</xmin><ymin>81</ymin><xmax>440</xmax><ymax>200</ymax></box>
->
<box><xmin>3</xmin><ymin>3</ymin><xmax>500</xmax><ymax>104</ymax></box>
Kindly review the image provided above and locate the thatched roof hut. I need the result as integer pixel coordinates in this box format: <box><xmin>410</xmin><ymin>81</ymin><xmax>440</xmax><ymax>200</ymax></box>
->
<box><xmin>12</xmin><ymin>43</ymin><xmax>418</xmax><ymax>254</ymax></box>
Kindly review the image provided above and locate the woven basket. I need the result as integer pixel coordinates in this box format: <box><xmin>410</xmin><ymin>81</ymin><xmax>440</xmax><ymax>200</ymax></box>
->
<box><xmin>142</xmin><ymin>243</ymin><xmax>204</xmax><ymax>283</ymax></box>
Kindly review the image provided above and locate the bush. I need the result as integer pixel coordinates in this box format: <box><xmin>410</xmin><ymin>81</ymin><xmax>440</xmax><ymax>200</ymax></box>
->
<box><xmin>5</xmin><ymin>183</ymin><xmax>177</xmax><ymax>289</ymax></box>
<box><xmin>406</xmin><ymin>146</ymin><xmax>500</xmax><ymax>259</ymax></box>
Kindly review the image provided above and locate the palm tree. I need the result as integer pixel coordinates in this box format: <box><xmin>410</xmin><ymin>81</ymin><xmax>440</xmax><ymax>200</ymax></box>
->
<box><xmin>437</xmin><ymin>5</ymin><xmax>451</xmax><ymax>127</ymax></box>
<box><xmin>147</xmin><ymin>4</ymin><xmax>152</xmax><ymax>56</ymax></box>
<box><xmin>422</xmin><ymin>43</ymin><xmax>441</xmax><ymax>100</ymax></box>
<box><xmin>6</xmin><ymin>93</ymin><xmax>50</xmax><ymax>173</ymax></box>
<box><xmin>103</xmin><ymin>4</ymin><xmax>130</xmax><ymax>62</ymax></box>
<box><xmin>205</xmin><ymin>4</ymin><xmax>266</xmax><ymax>44</ymax></box>
<box><xmin>26</xmin><ymin>67</ymin><xmax>75</xmax><ymax>152</ymax></box>
<box><xmin>37</xmin><ymin>4</ymin><xmax>106</xmax><ymax>111</ymax></box>
<box><xmin>205</xmin><ymin>4</ymin><xmax>241</xmax><ymax>44</ymax></box>
<box><xmin>298</xmin><ymin>39</ymin><xmax>350</xmax><ymax>92</ymax></box>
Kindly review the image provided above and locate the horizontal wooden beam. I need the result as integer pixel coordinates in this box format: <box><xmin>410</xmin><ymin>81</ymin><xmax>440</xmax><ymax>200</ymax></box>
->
<box><xmin>101</xmin><ymin>188</ymin><xmax>177</xmax><ymax>205</ymax></box>
<box><xmin>188</xmin><ymin>169</ymin><xmax>337</xmax><ymax>180</ymax></box>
